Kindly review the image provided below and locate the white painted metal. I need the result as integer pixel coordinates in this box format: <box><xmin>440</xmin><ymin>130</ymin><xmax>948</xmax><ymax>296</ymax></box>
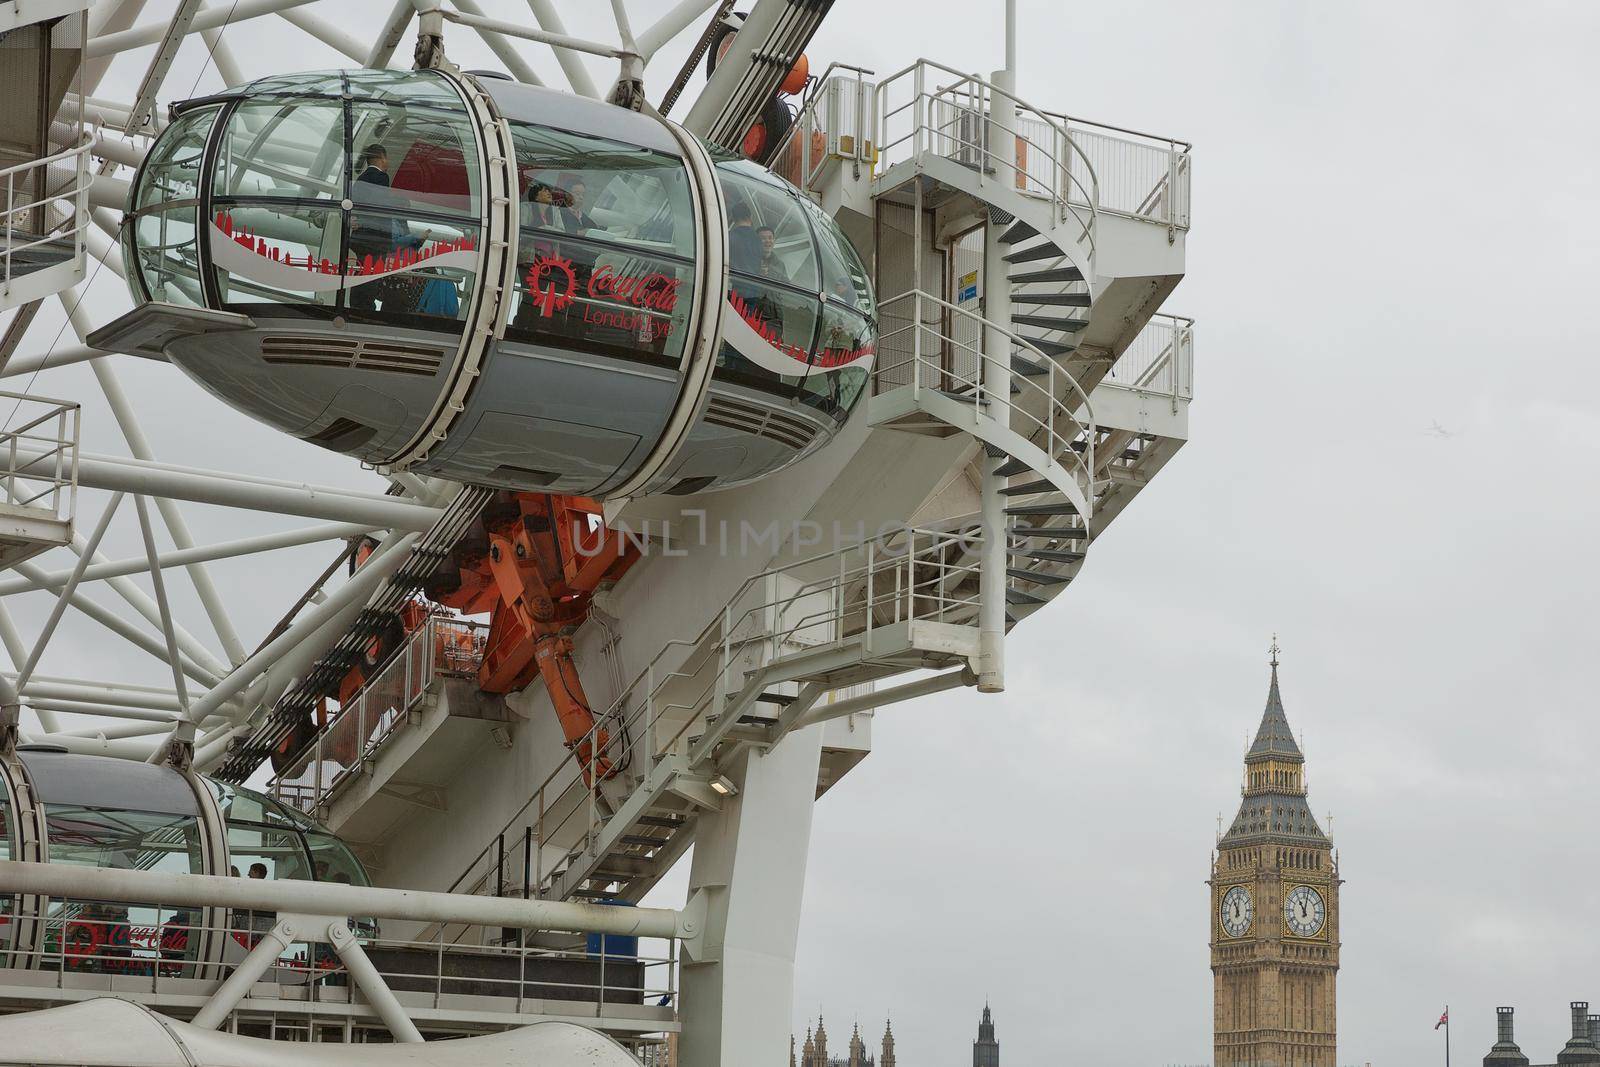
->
<box><xmin>0</xmin><ymin>999</ymin><xmax>642</xmax><ymax>1065</ymax></box>
<box><xmin>0</xmin><ymin>858</ymin><xmax>689</xmax><ymax>940</ymax></box>
<box><xmin>0</xmin><ymin>3</ymin><xmax>1197</xmax><ymax>1060</ymax></box>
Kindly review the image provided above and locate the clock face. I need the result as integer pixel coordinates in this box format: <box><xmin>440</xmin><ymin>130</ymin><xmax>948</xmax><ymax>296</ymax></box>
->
<box><xmin>1220</xmin><ymin>885</ymin><xmax>1254</xmax><ymax>937</ymax></box>
<box><xmin>1283</xmin><ymin>884</ymin><xmax>1326</xmax><ymax>937</ymax></box>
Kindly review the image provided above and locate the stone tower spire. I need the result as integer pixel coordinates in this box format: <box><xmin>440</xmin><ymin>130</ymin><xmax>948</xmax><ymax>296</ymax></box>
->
<box><xmin>802</xmin><ymin>1027</ymin><xmax>816</xmax><ymax>1067</ymax></box>
<box><xmin>1483</xmin><ymin>1007</ymin><xmax>1530</xmax><ymax>1067</ymax></box>
<box><xmin>1212</xmin><ymin>645</ymin><xmax>1341</xmax><ymax>1067</ymax></box>
<box><xmin>974</xmin><ymin>1003</ymin><xmax>999</xmax><ymax>1066</ymax></box>
<box><xmin>815</xmin><ymin>1016</ymin><xmax>829</xmax><ymax>1066</ymax></box>
<box><xmin>849</xmin><ymin>1022</ymin><xmax>867</xmax><ymax>1067</ymax></box>
<box><xmin>882</xmin><ymin>1018</ymin><xmax>897</xmax><ymax>1067</ymax></box>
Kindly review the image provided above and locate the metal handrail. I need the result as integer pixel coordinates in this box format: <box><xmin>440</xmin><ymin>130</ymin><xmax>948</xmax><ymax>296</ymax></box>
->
<box><xmin>1101</xmin><ymin>313</ymin><xmax>1195</xmax><ymax>402</ymax></box>
<box><xmin>270</xmin><ymin>616</ymin><xmax>489</xmax><ymax>818</ymax></box>
<box><xmin>441</xmin><ymin>526</ymin><xmax>983</xmax><ymax>905</ymax></box>
<box><xmin>874</xmin><ymin>59</ymin><xmax>1100</xmax><ymax>263</ymax></box>
<box><xmin>2</xmin><ymin>134</ymin><xmax>94</xmax><ymax>294</ymax></box>
<box><xmin>768</xmin><ymin>64</ymin><xmax>876</xmax><ymax>192</ymax></box>
<box><xmin>873</xmin><ymin>289</ymin><xmax>1096</xmax><ymax>505</ymax></box>
<box><xmin>2</xmin><ymin>899</ymin><xmax>677</xmax><ymax>1023</ymax></box>
<box><xmin>0</xmin><ymin>392</ymin><xmax>81</xmax><ymax>523</ymax></box>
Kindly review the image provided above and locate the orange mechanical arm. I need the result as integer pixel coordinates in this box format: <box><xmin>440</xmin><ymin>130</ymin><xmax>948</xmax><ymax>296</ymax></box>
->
<box><xmin>474</xmin><ymin>494</ymin><xmax>637</xmax><ymax>783</ymax></box>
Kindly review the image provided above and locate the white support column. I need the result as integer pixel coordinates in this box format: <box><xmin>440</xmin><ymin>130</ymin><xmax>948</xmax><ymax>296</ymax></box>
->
<box><xmin>0</xmin><ymin>521</ymin><xmax>373</xmax><ymax>596</ymax></box>
<box><xmin>678</xmin><ymin>728</ymin><xmax>825</xmax><ymax>1065</ymax></box>
<box><xmin>86</xmin><ymin>0</ymin><xmax>320</xmax><ymax>59</ymax></box>
<box><xmin>276</xmin><ymin>8</ymin><xmax>368</xmax><ymax>63</ymax></box>
<box><xmin>180</xmin><ymin>530</ymin><xmax>419</xmax><ymax>734</ymax></box>
<box><xmin>89</xmin><ymin>357</ymin><xmax>248</xmax><ymax>666</ymax></box>
<box><xmin>11</xmin><ymin>559</ymin><xmax>223</xmax><ymax>689</ymax></box>
<box><xmin>132</xmin><ymin>495</ymin><xmax>193</xmax><ymax>732</ymax></box>
<box><xmin>448</xmin><ymin>0</ymin><xmax>545</xmax><ymax>86</ymax></box>
<box><xmin>525</xmin><ymin>0</ymin><xmax>601</xmax><ymax>98</ymax></box>
<box><xmin>189</xmin><ymin>919</ymin><xmax>298</xmax><ymax>1030</ymax></box>
<box><xmin>327</xmin><ymin>922</ymin><xmax>425</xmax><ymax>1043</ymax></box>
<box><xmin>14</xmin><ymin>492</ymin><xmax>125</xmax><ymax>696</ymax></box>
<box><xmin>978</xmin><ymin>153</ymin><xmax>1015</xmax><ymax>693</ymax></box>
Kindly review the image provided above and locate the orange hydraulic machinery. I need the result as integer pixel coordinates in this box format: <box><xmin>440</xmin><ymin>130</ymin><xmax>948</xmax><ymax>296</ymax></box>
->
<box><xmin>425</xmin><ymin>492</ymin><xmax>639</xmax><ymax>782</ymax></box>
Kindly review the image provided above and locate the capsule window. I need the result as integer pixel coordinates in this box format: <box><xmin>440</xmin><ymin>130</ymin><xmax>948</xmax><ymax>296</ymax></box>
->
<box><xmin>213</xmin><ymin>99</ymin><xmax>345</xmax><ymax>202</ymax></box>
<box><xmin>305</xmin><ymin>831</ymin><xmax>370</xmax><ymax>887</ymax></box>
<box><xmin>508</xmin><ymin>121</ymin><xmax>695</xmax><ymax>259</ymax></box>
<box><xmin>804</xmin><ymin>197</ymin><xmax>874</xmax><ymax>316</ymax></box>
<box><xmin>504</xmin><ymin>120</ymin><xmax>697</xmax><ymax>366</ymax></box>
<box><xmin>719</xmin><ymin>170</ymin><xmax>818</xmax><ymax>290</ymax></box>
<box><xmin>225</xmin><ymin>823</ymin><xmax>312</xmax><ymax>881</ymax></box>
<box><xmin>349</xmin><ymin>102</ymin><xmax>482</xmax><ymax>219</ymax></box>
<box><xmin>125</xmin><ymin>104</ymin><xmax>219</xmax><ymax>304</ymax></box>
<box><xmin>42</xmin><ymin>805</ymin><xmax>205</xmax><ymax>976</ymax></box>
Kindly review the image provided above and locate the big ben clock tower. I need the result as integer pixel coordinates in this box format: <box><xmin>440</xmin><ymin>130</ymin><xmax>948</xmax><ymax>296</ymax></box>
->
<box><xmin>1211</xmin><ymin>643</ymin><xmax>1341</xmax><ymax>1067</ymax></box>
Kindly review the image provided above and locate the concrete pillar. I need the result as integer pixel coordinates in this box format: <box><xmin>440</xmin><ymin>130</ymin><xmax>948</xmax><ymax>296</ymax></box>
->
<box><xmin>678</xmin><ymin>726</ymin><xmax>825</xmax><ymax>1064</ymax></box>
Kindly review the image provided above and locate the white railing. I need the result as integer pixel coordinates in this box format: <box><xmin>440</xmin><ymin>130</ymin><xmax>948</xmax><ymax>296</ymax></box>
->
<box><xmin>770</xmin><ymin>64</ymin><xmax>877</xmax><ymax>193</ymax></box>
<box><xmin>873</xmin><ymin>289</ymin><xmax>1096</xmax><ymax>505</ymax></box>
<box><xmin>0</xmin><ymin>876</ymin><xmax>676</xmax><ymax>1030</ymax></box>
<box><xmin>442</xmin><ymin>525</ymin><xmax>984</xmax><ymax>906</ymax></box>
<box><xmin>1</xmin><ymin>134</ymin><xmax>93</xmax><ymax>299</ymax></box>
<box><xmin>1102</xmin><ymin>314</ymin><xmax>1194</xmax><ymax>401</ymax></box>
<box><xmin>874</xmin><ymin>59</ymin><xmax>1100</xmax><ymax>264</ymax></box>
<box><xmin>1035</xmin><ymin>111</ymin><xmax>1191</xmax><ymax>228</ymax></box>
<box><xmin>0</xmin><ymin>392</ymin><xmax>80</xmax><ymax>523</ymax></box>
<box><xmin>271</xmin><ymin>616</ymin><xmax>488</xmax><ymax>818</ymax></box>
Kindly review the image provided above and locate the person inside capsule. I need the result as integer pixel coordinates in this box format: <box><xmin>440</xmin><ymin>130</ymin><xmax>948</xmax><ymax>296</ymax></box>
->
<box><xmin>349</xmin><ymin>143</ymin><xmax>431</xmax><ymax>313</ymax></box>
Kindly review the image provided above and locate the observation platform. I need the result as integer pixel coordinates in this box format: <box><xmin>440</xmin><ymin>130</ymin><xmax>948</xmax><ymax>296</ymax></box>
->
<box><xmin>0</xmin><ymin>393</ymin><xmax>78</xmax><ymax>568</ymax></box>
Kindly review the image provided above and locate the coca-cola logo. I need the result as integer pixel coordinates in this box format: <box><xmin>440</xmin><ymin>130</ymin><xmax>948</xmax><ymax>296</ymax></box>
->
<box><xmin>587</xmin><ymin>264</ymin><xmax>680</xmax><ymax>313</ymax></box>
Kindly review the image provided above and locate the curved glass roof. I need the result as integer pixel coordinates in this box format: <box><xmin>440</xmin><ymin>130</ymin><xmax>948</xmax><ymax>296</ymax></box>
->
<box><xmin>17</xmin><ymin>748</ymin><xmax>199</xmax><ymax>816</ymax></box>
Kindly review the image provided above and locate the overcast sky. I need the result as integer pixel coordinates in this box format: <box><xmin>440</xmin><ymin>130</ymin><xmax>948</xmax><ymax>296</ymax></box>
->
<box><xmin>8</xmin><ymin>1</ymin><xmax>1598</xmax><ymax>1064</ymax></box>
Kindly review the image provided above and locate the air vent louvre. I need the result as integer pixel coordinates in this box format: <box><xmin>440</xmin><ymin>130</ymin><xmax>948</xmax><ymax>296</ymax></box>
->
<box><xmin>703</xmin><ymin>395</ymin><xmax>818</xmax><ymax>451</ymax></box>
<box><xmin>261</xmin><ymin>335</ymin><xmax>446</xmax><ymax>377</ymax></box>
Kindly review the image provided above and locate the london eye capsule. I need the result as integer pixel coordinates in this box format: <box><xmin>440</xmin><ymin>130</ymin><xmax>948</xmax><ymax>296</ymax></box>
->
<box><xmin>108</xmin><ymin>68</ymin><xmax>877</xmax><ymax>497</ymax></box>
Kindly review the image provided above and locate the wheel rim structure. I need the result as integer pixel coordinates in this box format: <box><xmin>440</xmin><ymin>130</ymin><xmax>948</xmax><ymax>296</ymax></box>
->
<box><xmin>0</xmin><ymin>0</ymin><xmax>778</xmax><ymax>775</ymax></box>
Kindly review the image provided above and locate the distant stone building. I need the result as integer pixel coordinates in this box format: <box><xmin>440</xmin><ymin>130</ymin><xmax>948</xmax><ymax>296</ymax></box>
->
<box><xmin>1210</xmin><ymin>646</ymin><xmax>1342</xmax><ymax>1067</ymax></box>
<box><xmin>973</xmin><ymin>1003</ymin><xmax>999</xmax><ymax>1065</ymax></box>
<box><xmin>793</xmin><ymin>1016</ymin><xmax>895</xmax><ymax>1067</ymax></box>
<box><xmin>1482</xmin><ymin>1002</ymin><xmax>1600</xmax><ymax>1066</ymax></box>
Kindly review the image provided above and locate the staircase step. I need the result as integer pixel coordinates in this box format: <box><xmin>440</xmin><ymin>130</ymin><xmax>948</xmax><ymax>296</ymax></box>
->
<box><xmin>1012</xmin><ymin>355</ymin><xmax>1049</xmax><ymax>376</ymax></box>
<box><xmin>1021</xmin><ymin>337</ymin><xmax>1077</xmax><ymax>357</ymax></box>
<box><xmin>1005</xmin><ymin>586</ymin><xmax>1049</xmax><ymax>606</ymax></box>
<box><xmin>1016</xmin><ymin>547</ymin><xmax>1085</xmax><ymax>563</ymax></box>
<box><xmin>1004</xmin><ymin>501</ymin><xmax>1079</xmax><ymax>517</ymax></box>
<box><xmin>994</xmin><ymin>457</ymin><xmax>1032</xmax><ymax>478</ymax></box>
<box><xmin>1012</xmin><ymin>291</ymin><xmax>1091</xmax><ymax>308</ymax></box>
<box><xmin>1006</xmin><ymin>525</ymin><xmax>1088</xmax><ymax>540</ymax></box>
<box><xmin>635</xmin><ymin>814</ymin><xmax>688</xmax><ymax>829</ymax></box>
<box><xmin>1013</xmin><ymin>313</ymin><xmax>1088</xmax><ymax>332</ymax></box>
<box><xmin>1000</xmin><ymin>478</ymin><xmax>1057</xmax><ymax>497</ymax></box>
<box><xmin>1010</xmin><ymin>266</ymin><xmax>1083</xmax><ymax>283</ymax></box>
<box><xmin>619</xmin><ymin>834</ymin><xmax>670</xmax><ymax>848</ymax></box>
<box><xmin>1008</xmin><ymin>566</ymin><xmax>1071</xmax><ymax>585</ymax></box>
<box><xmin>1003</xmin><ymin>242</ymin><xmax>1063</xmax><ymax>264</ymax></box>
<box><xmin>756</xmin><ymin>692</ymin><xmax>798</xmax><ymax>706</ymax></box>
<box><xmin>1069</xmin><ymin>438</ymin><xmax>1140</xmax><ymax>461</ymax></box>
<box><xmin>1001</xmin><ymin>219</ymin><xmax>1038</xmax><ymax>243</ymax></box>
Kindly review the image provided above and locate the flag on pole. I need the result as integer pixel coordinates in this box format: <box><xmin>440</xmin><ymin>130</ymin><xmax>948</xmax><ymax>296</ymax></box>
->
<box><xmin>1436</xmin><ymin>1009</ymin><xmax>1450</xmax><ymax>1030</ymax></box>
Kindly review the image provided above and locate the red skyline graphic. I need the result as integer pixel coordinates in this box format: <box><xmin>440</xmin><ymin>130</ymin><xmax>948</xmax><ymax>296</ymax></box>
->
<box><xmin>213</xmin><ymin>211</ymin><xmax>476</xmax><ymax>277</ymax></box>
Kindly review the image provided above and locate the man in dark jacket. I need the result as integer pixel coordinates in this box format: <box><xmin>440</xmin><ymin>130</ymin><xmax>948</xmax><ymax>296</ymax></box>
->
<box><xmin>349</xmin><ymin>144</ymin><xmax>428</xmax><ymax>312</ymax></box>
